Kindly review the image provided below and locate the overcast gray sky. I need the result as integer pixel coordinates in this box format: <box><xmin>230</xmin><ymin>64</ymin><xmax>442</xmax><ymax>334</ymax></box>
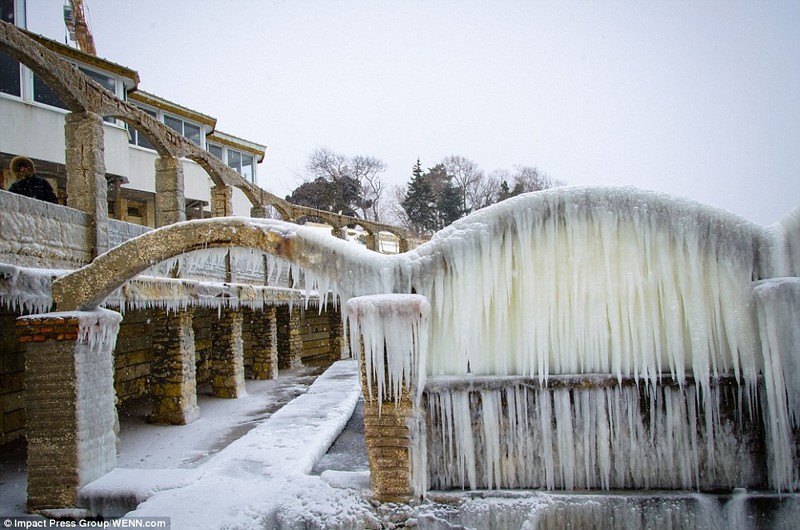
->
<box><xmin>26</xmin><ymin>0</ymin><xmax>800</xmax><ymax>225</ymax></box>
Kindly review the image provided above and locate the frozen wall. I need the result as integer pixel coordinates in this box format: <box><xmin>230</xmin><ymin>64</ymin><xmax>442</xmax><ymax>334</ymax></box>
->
<box><xmin>296</xmin><ymin>186</ymin><xmax>798</xmax><ymax>492</ymax></box>
<box><xmin>0</xmin><ymin>189</ymin><xmax>92</xmax><ymax>269</ymax></box>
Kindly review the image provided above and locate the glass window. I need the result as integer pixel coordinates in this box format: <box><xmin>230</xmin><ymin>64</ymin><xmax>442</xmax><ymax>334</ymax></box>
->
<box><xmin>77</xmin><ymin>67</ymin><xmax>117</xmax><ymax>123</ymax></box>
<box><xmin>227</xmin><ymin>149</ymin><xmax>241</xmax><ymax>173</ymax></box>
<box><xmin>79</xmin><ymin>66</ymin><xmax>115</xmax><ymax>94</ymax></box>
<box><xmin>241</xmin><ymin>153</ymin><xmax>254</xmax><ymax>181</ymax></box>
<box><xmin>0</xmin><ymin>50</ymin><xmax>20</xmax><ymax>96</ymax></box>
<box><xmin>128</xmin><ymin>107</ymin><xmax>157</xmax><ymax>149</ymax></box>
<box><xmin>184</xmin><ymin>122</ymin><xmax>201</xmax><ymax>146</ymax></box>
<box><xmin>164</xmin><ymin>114</ymin><xmax>183</xmax><ymax>134</ymax></box>
<box><xmin>208</xmin><ymin>143</ymin><xmax>223</xmax><ymax>160</ymax></box>
<box><xmin>33</xmin><ymin>72</ymin><xmax>68</xmax><ymax>109</ymax></box>
<box><xmin>1</xmin><ymin>0</ymin><xmax>14</xmax><ymax>24</ymax></box>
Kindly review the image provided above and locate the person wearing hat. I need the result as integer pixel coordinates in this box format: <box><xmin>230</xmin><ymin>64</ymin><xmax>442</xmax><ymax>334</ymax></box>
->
<box><xmin>7</xmin><ymin>156</ymin><xmax>58</xmax><ymax>204</ymax></box>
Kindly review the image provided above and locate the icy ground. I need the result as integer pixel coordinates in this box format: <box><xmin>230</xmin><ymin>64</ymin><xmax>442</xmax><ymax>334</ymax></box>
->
<box><xmin>0</xmin><ymin>361</ymin><xmax>378</xmax><ymax>527</ymax></box>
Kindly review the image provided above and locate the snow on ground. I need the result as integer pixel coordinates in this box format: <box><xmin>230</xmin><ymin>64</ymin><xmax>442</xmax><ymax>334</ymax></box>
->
<box><xmin>93</xmin><ymin>359</ymin><xmax>374</xmax><ymax>528</ymax></box>
<box><xmin>0</xmin><ymin>361</ymin><xmax>377</xmax><ymax>527</ymax></box>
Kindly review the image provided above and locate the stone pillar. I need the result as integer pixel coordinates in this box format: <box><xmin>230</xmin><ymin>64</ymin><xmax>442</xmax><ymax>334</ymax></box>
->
<box><xmin>365</xmin><ymin>232</ymin><xmax>379</xmax><ymax>252</ymax></box>
<box><xmin>251</xmin><ymin>306</ymin><xmax>279</xmax><ymax>379</ymax></box>
<box><xmin>330</xmin><ymin>226</ymin><xmax>347</xmax><ymax>240</ymax></box>
<box><xmin>210</xmin><ymin>308</ymin><xmax>246</xmax><ymax>398</ymax></box>
<box><xmin>250</xmin><ymin>205</ymin><xmax>270</xmax><ymax>218</ymax></box>
<box><xmin>346</xmin><ymin>294</ymin><xmax>430</xmax><ymax>502</ymax></box>
<box><xmin>65</xmin><ymin>111</ymin><xmax>109</xmax><ymax>258</ymax></box>
<box><xmin>328</xmin><ymin>303</ymin><xmax>345</xmax><ymax>361</ymax></box>
<box><xmin>276</xmin><ymin>305</ymin><xmax>303</xmax><ymax>369</ymax></box>
<box><xmin>362</xmin><ymin>385</ymin><xmax>419</xmax><ymax>502</ymax></box>
<box><xmin>150</xmin><ymin>310</ymin><xmax>199</xmax><ymax>425</ymax></box>
<box><xmin>154</xmin><ymin>155</ymin><xmax>186</xmax><ymax>227</ymax></box>
<box><xmin>399</xmin><ymin>238</ymin><xmax>410</xmax><ymax>254</ymax></box>
<box><xmin>211</xmin><ymin>184</ymin><xmax>233</xmax><ymax>217</ymax></box>
<box><xmin>17</xmin><ymin>309</ymin><xmax>121</xmax><ymax>511</ymax></box>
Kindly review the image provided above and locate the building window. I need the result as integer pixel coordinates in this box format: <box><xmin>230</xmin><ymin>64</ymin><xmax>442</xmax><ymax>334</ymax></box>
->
<box><xmin>0</xmin><ymin>50</ymin><xmax>20</xmax><ymax>96</ymax></box>
<box><xmin>184</xmin><ymin>122</ymin><xmax>201</xmax><ymax>146</ymax></box>
<box><xmin>128</xmin><ymin>107</ymin><xmax>157</xmax><ymax>149</ymax></box>
<box><xmin>163</xmin><ymin>114</ymin><xmax>202</xmax><ymax>146</ymax></box>
<box><xmin>164</xmin><ymin>114</ymin><xmax>183</xmax><ymax>134</ymax></box>
<box><xmin>33</xmin><ymin>72</ymin><xmax>68</xmax><ymax>109</ymax></box>
<box><xmin>79</xmin><ymin>66</ymin><xmax>115</xmax><ymax>94</ymax></box>
<box><xmin>241</xmin><ymin>153</ymin><xmax>254</xmax><ymax>181</ymax></box>
<box><xmin>208</xmin><ymin>142</ymin><xmax>223</xmax><ymax>160</ymax></box>
<box><xmin>0</xmin><ymin>0</ymin><xmax>14</xmax><ymax>24</ymax></box>
<box><xmin>227</xmin><ymin>149</ymin><xmax>241</xmax><ymax>173</ymax></box>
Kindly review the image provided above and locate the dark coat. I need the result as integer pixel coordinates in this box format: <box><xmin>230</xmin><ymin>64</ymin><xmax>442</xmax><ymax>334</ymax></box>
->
<box><xmin>8</xmin><ymin>175</ymin><xmax>58</xmax><ymax>203</ymax></box>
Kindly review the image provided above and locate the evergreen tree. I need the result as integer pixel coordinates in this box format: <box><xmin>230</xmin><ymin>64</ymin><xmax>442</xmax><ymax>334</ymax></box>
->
<box><xmin>401</xmin><ymin>159</ymin><xmax>437</xmax><ymax>234</ymax></box>
<box><xmin>401</xmin><ymin>160</ymin><xmax>465</xmax><ymax>234</ymax></box>
<box><xmin>436</xmin><ymin>180</ymin><xmax>463</xmax><ymax>228</ymax></box>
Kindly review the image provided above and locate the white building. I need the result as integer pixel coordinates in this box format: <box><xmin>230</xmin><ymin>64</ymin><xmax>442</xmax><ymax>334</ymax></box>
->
<box><xmin>1</xmin><ymin>0</ymin><xmax>265</xmax><ymax>226</ymax></box>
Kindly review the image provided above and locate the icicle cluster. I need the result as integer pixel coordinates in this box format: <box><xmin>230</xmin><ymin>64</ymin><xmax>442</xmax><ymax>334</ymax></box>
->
<box><xmin>0</xmin><ymin>264</ymin><xmax>62</xmax><ymax>314</ymax></box>
<box><xmin>410</xmin><ymin>188</ymin><xmax>763</xmax><ymax>390</ymax></box>
<box><xmin>76</xmin><ymin>308</ymin><xmax>123</xmax><ymax>356</ymax></box>
<box><xmin>426</xmin><ymin>378</ymin><xmax>762</xmax><ymax>491</ymax></box>
<box><xmin>346</xmin><ymin>294</ymin><xmax>430</xmax><ymax>412</ymax></box>
<box><xmin>328</xmin><ymin>187</ymin><xmax>796</xmax><ymax>493</ymax></box>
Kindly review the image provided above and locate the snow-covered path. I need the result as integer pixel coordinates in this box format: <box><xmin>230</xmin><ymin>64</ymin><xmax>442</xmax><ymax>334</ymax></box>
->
<box><xmin>80</xmin><ymin>360</ymin><xmax>372</xmax><ymax>528</ymax></box>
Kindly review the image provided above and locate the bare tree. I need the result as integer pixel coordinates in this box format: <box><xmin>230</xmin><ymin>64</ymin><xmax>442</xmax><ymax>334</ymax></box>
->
<box><xmin>296</xmin><ymin>147</ymin><xmax>389</xmax><ymax>221</ymax></box>
<box><xmin>385</xmin><ymin>183</ymin><xmax>413</xmax><ymax>231</ymax></box>
<box><xmin>351</xmin><ymin>155</ymin><xmax>387</xmax><ymax>221</ymax></box>
<box><xmin>511</xmin><ymin>166</ymin><xmax>564</xmax><ymax>193</ymax></box>
<box><xmin>442</xmin><ymin>155</ymin><xmax>485</xmax><ymax>214</ymax></box>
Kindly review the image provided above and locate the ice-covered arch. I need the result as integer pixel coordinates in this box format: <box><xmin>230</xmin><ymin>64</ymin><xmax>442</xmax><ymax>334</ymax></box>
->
<box><xmin>56</xmin><ymin>186</ymin><xmax>799</xmax><ymax>372</ymax></box>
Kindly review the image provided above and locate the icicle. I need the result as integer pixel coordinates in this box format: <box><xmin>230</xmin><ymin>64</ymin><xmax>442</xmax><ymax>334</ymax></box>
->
<box><xmin>346</xmin><ymin>294</ymin><xmax>430</xmax><ymax>414</ymax></box>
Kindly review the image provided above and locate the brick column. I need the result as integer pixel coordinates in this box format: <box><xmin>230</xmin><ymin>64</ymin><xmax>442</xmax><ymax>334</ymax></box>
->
<box><xmin>346</xmin><ymin>294</ymin><xmax>430</xmax><ymax>502</ymax></box>
<box><xmin>210</xmin><ymin>308</ymin><xmax>246</xmax><ymax>398</ymax></box>
<box><xmin>65</xmin><ymin>111</ymin><xmax>109</xmax><ymax>258</ymax></box>
<box><xmin>330</xmin><ymin>226</ymin><xmax>347</xmax><ymax>240</ymax></box>
<box><xmin>211</xmin><ymin>184</ymin><xmax>233</xmax><ymax>217</ymax></box>
<box><xmin>361</xmin><ymin>379</ymin><xmax>421</xmax><ymax>502</ymax></box>
<box><xmin>251</xmin><ymin>306</ymin><xmax>278</xmax><ymax>379</ymax></box>
<box><xmin>154</xmin><ymin>155</ymin><xmax>186</xmax><ymax>227</ymax></box>
<box><xmin>276</xmin><ymin>305</ymin><xmax>303</xmax><ymax>369</ymax></box>
<box><xmin>150</xmin><ymin>310</ymin><xmax>199</xmax><ymax>424</ymax></box>
<box><xmin>250</xmin><ymin>205</ymin><xmax>270</xmax><ymax>218</ymax></box>
<box><xmin>328</xmin><ymin>303</ymin><xmax>345</xmax><ymax>362</ymax></box>
<box><xmin>17</xmin><ymin>309</ymin><xmax>121</xmax><ymax>511</ymax></box>
<box><xmin>365</xmin><ymin>232</ymin><xmax>379</xmax><ymax>252</ymax></box>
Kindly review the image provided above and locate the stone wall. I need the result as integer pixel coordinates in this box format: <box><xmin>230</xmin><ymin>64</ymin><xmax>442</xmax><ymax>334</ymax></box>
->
<box><xmin>113</xmin><ymin>309</ymin><xmax>158</xmax><ymax>403</ymax></box>
<box><xmin>193</xmin><ymin>308</ymin><xmax>214</xmax><ymax>386</ymax></box>
<box><xmin>1</xmin><ymin>301</ymin><xmax>344</xmax><ymax>443</ymax></box>
<box><xmin>0</xmin><ymin>190</ymin><xmax>92</xmax><ymax>269</ymax></box>
<box><xmin>298</xmin><ymin>307</ymin><xmax>340</xmax><ymax>365</ymax></box>
<box><xmin>0</xmin><ymin>309</ymin><xmax>25</xmax><ymax>444</ymax></box>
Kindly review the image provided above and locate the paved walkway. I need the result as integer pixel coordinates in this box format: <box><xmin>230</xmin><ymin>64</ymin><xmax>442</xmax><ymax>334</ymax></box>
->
<box><xmin>1</xmin><ymin>361</ymin><xmax>370</xmax><ymax>527</ymax></box>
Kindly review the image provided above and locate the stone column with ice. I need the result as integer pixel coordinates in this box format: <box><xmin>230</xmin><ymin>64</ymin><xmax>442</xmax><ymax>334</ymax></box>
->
<box><xmin>346</xmin><ymin>294</ymin><xmax>430</xmax><ymax>502</ymax></box>
<box><xmin>17</xmin><ymin>309</ymin><xmax>121</xmax><ymax>511</ymax></box>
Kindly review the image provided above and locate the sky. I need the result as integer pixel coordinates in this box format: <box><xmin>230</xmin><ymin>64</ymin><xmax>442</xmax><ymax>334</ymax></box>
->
<box><xmin>23</xmin><ymin>0</ymin><xmax>800</xmax><ymax>225</ymax></box>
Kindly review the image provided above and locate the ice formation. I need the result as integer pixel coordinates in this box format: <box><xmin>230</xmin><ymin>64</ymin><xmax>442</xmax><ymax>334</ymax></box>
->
<box><xmin>317</xmin><ymin>187</ymin><xmax>797</xmax><ymax>492</ymax></box>
<box><xmin>10</xmin><ymin>185</ymin><xmax>797</xmax><ymax>494</ymax></box>
<box><xmin>346</xmin><ymin>294</ymin><xmax>430</xmax><ymax>410</ymax></box>
<box><xmin>425</xmin><ymin>377</ymin><xmax>762</xmax><ymax>491</ymax></box>
<box><xmin>0</xmin><ymin>264</ymin><xmax>63</xmax><ymax>313</ymax></box>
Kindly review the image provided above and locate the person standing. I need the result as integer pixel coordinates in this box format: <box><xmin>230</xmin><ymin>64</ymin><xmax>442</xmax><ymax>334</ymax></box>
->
<box><xmin>6</xmin><ymin>156</ymin><xmax>58</xmax><ymax>204</ymax></box>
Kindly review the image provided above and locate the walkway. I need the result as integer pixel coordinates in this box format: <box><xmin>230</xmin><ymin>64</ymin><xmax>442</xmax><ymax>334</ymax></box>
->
<box><xmin>0</xmin><ymin>361</ymin><xmax>371</xmax><ymax>527</ymax></box>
